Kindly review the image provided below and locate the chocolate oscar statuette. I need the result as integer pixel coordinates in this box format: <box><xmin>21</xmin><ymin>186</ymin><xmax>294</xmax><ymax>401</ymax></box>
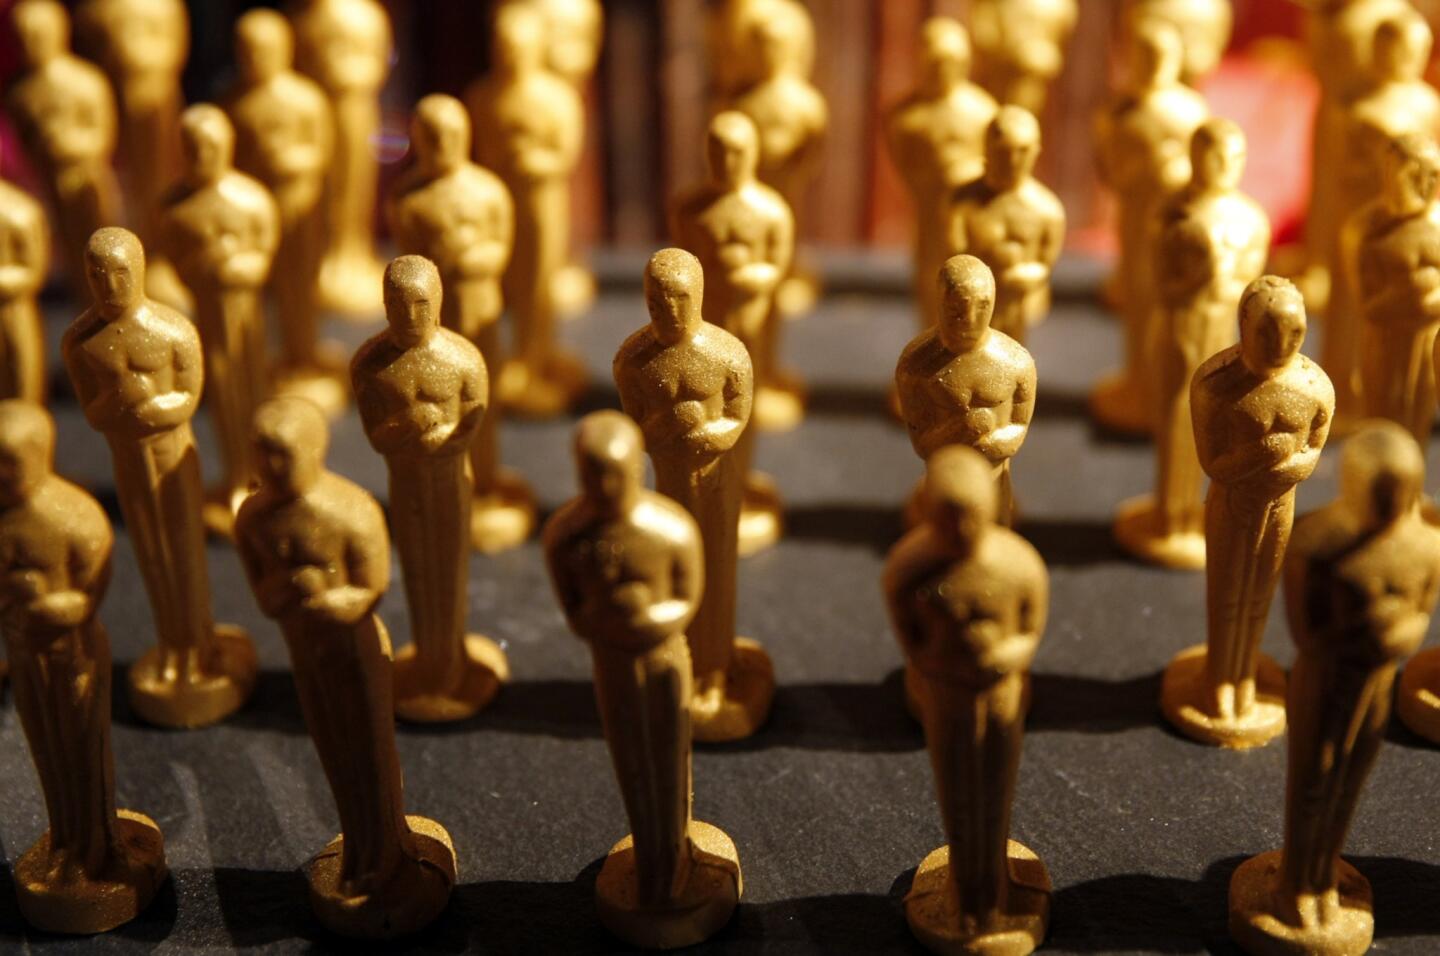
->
<box><xmin>614</xmin><ymin>249</ymin><xmax>774</xmax><ymax>742</ymax></box>
<box><xmin>290</xmin><ymin>0</ymin><xmax>391</xmax><ymax>318</ymax></box>
<box><xmin>236</xmin><ymin>397</ymin><xmax>456</xmax><ymax>939</ymax></box>
<box><xmin>970</xmin><ymin>0</ymin><xmax>1077</xmax><ymax>114</ymax></box>
<box><xmin>669</xmin><ymin>111</ymin><xmax>795</xmax><ymax>557</ymax></box>
<box><xmin>468</xmin><ymin>3</ymin><xmax>587</xmax><ymax>419</ymax></box>
<box><xmin>353</xmin><ymin>255</ymin><xmax>508</xmax><ymax>722</ymax></box>
<box><xmin>0</xmin><ymin>178</ymin><xmax>49</xmax><ymax>405</ymax></box>
<box><xmin>708</xmin><ymin>0</ymin><xmax>813</xmax><ymax>107</ymax></box>
<box><xmin>1114</xmin><ymin>119</ymin><xmax>1270</xmax><ymax>568</ymax></box>
<box><xmin>1127</xmin><ymin>0</ymin><xmax>1232</xmax><ymax>86</ymax></box>
<box><xmin>160</xmin><ymin>104</ymin><xmax>280</xmax><ymax>538</ymax></box>
<box><xmin>4</xmin><ymin>0</ymin><xmax>120</xmax><ymax>293</ymax></box>
<box><xmin>1230</xmin><ymin>423</ymin><xmax>1440</xmax><ymax>956</ymax></box>
<box><xmin>62</xmin><ymin>227</ymin><xmax>257</xmax><ymax>729</ymax></box>
<box><xmin>1089</xmin><ymin>18</ymin><xmax>1209</xmax><ymax>437</ymax></box>
<box><xmin>0</xmin><ymin>401</ymin><xmax>168</xmax><ymax>933</ymax></box>
<box><xmin>947</xmin><ymin>106</ymin><xmax>1065</xmax><ymax>350</ymax></box>
<box><xmin>885</xmin><ymin>445</ymin><xmax>1050</xmax><ymax>956</ymax></box>
<box><xmin>1161</xmin><ymin>277</ymin><xmax>1334</xmax><ymax>748</ymax></box>
<box><xmin>388</xmin><ymin>93</ymin><xmax>536</xmax><ymax>555</ymax></box>
<box><xmin>543</xmin><ymin>411</ymin><xmax>742</xmax><ymax>948</ymax></box>
<box><xmin>226</xmin><ymin>9</ymin><xmax>346</xmax><ymax>418</ymax></box>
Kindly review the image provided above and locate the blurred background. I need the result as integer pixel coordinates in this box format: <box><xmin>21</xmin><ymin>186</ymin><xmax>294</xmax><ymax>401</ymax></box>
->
<box><xmin>3</xmin><ymin>0</ymin><xmax>1438</xmax><ymax>264</ymax></box>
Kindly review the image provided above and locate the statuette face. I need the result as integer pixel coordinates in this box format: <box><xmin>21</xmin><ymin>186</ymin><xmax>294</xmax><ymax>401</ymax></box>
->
<box><xmin>1127</xmin><ymin>0</ymin><xmax>1232</xmax><ymax>85</ymax></box>
<box><xmin>0</xmin><ymin>178</ymin><xmax>49</xmax><ymax>405</ymax></box>
<box><xmin>971</xmin><ymin>0</ymin><xmax>1078</xmax><ymax>113</ymax></box>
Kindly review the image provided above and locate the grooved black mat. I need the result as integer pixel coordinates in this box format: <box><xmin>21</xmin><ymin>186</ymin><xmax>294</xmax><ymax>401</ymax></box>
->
<box><xmin>3</xmin><ymin>252</ymin><xmax>1439</xmax><ymax>955</ymax></box>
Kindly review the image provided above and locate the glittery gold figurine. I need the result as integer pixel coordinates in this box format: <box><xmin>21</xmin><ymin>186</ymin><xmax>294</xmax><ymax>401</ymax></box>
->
<box><xmin>544</xmin><ymin>411</ymin><xmax>743</xmax><ymax>949</ymax></box>
<box><xmin>948</xmin><ymin>106</ymin><xmax>1065</xmax><ymax>348</ymax></box>
<box><xmin>1128</xmin><ymin>0</ymin><xmax>1232</xmax><ymax>85</ymax></box>
<box><xmin>0</xmin><ymin>401</ymin><xmax>168</xmax><ymax>934</ymax></box>
<box><xmin>1356</xmin><ymin>134</ymin><xmax>1440</xmax><ymax>444</ymax></box>
<box><xmin>63</xmin><ymin>228</ymin><xmax>258</xmax><ymax>729</ymax></box>
<box><xmin>885</xmin><ymin>445</ymin><xmax>1050</xmax><ymax>956</ymax></box>
<box><xmin>726</xmin><ymin>3</ymin><xmax>827</xmax><ymax>429</ymax></box>
<box><xmin>161</xmin><ymin>104</ymin><xmax>280</xmax><ymax>537</ymax></box>
<box><xmin>670</xmin><ymin>111</ymin><xmax>795</xmax><ymax>557</ymax></box>
<box><xmin>615</xmin><ymin>249</ymin><xmax>772</xmax><ymax>743</ymax></box>
<box><xmin>4</xmin><ymin>0</ymin><xmax>120</xmax><ymax>291</ymax></box>
<box><xmin>469</xmin><ymin>3</ymin><xmax>587</xmax><ymax>419</ymax></box>
<box><xmin>290</xmin><ymin>0</ymin><xmax>391</xmax><ymax>317</ymax></box>
<box><xmin>388</xmin><ymin>94</ymin><xmax>536</xmax><ymax>555</ymax></box>
<box><xmin>1089</xmin><ymin>19</ymin><xmax>1209</xmax><ymax>437</ymax></box>
<box><xmin>1231</xmin><ymin>422</ymin><xmax>1439</xmax><ymax>956</ymax></box>
<box><xmin>353</xmin><ymin>256</ymin><xmax>507</xmax><ymax>722</ymax></box>
<box><xmin>887</xmin><ymin>18</ymin><xmax>998</xmax><ymax>336</ymax></box>
<box><xmin>1162</xmin><ymin>277</ymin><xmax>1334</xmax><ymax>749</ymax></box>
<box><xmin>226</xmin><ymin>10</ymin><xmax>344</xmax><ymax>418</ymax></box>
<box><xmin>970</xmin><ymin>0</ymin><xmax>1077</xmax><ymax>114</ymax></box>
<box><xmin>0</xmin><ymin>178</ymin><xmax>49</xmax><ymax>405</ymax></box>
<box><xmin>75</xmin><ymin>0</ymin><xmax>191</xmax><ymax>310</ymax></box>
<box><xmin>236</xmin><ymin>398</ymin><xmax>457</xmax><ymax>939</ymax></box>
<box><xmin>1114</xmin><ymin>119</ymin><xmax>1270</xmax><ymax>568</ymax></box>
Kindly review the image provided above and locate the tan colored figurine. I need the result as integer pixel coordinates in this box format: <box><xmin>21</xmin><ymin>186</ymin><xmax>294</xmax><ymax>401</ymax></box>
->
<box><xmin>161</xmin><ymin>104</ymin><xmax>280</xmax><ymax>537</ymax></box>
<box><xmin>74</xmin><ymin>0</ymin><xmax>190</xmax><ymax>310</ymax></box>
<box><xmin>970</xmin><ymin>0</ymin><xmax>1077</xmax><ymax>114</ymax></box>
<box><xmin>726</xmin><ymin>5</ymin><xmax>827</xmax><ymax>429</ymax></box>
<box><xmin>469</xmin><ymin>4</ymin><xmax>587</xmax><ymax>419</ymax></box>
<box><xmin>1128</xmin><ymin>0</ymin><xmax>1233</xmax><ymax>85</ymax></box>
<box><xmin>388</xmin><ymin>94</ymin><xmax>535</xmax><ymax>555</ymax></box>
<box><xmin>1231</xmin><ymin>422</ymin><xmax>1439</xmax><ymax>956</ymax></box>
<box><xmin>669</xmin><ymin>111</ymin><xmax>794</xmax><ymax>557</ymax></box>
<box><xmin>543</xmin><ymin>411</ymin><xmax>742</xmax><ymax>949</ymax></box>
<box><xmin>0</xmin><ymin>401</ymin><xmax>168</xmax><ymax>934</ymax></box>
<box><xmin>887</xmin><ymin>18</ymin><xmax>999</xmax><ymax>336</ymax></box>
<box><xmin>4</xmin><ymin>0</ymin><xmax>120</xmax><ymax>291</ymax></box>
<box><xmin>63</xmin><ymin>228</ymin><xmax>258</xmax><ymax>729</ymax></box>
<box><xmin>0</xmin><ymin>178</ymin><xmax>49</xmax><ymax>405</ymax></box>
<box><xmin>236</xmin><ymin>398</ymin><xmax>456</xmax><ymax>939</ymax></box>
<box><xmin>1089</xmin><ymin>19</ymin><xmax>1209</xmax><ymax>436</ymax></box>
<box><xmin>353</xmin><ymin>256</ymin><xmax>506</xmax><ymax>722</ymax></box>
<box><xmin>1114</xmin><ymin>119</ymin><xmax>1270</xmax><ymax>568</ymax></box>
<box><xmin>290</xmin><ymin>0</ymin><xmax>391</xmax><ymax>317</ymax></box>
<box><xmin>615</xmin><ymin>249</ymin><xmax>772</xmax><ymax>743</ymax></box>
<box><xmin>1356</xmin><ymin>133</ymin><xmax>1440</xmax><ymax>444</ymax></box>
<box><xmin>948</xmin><ymin>107</ymin><xmax>1065</xmax><ymax>348</ymax></box>
<box><xmin>226</xmin><ymin>10</ymin><xmax>343</xmax><ymax>418</ymax></box>
<box><xmin>884</xmin><ymin>445</ymin><xmax>1050</xmax><ymax>956</ymax></box>
<box><xmin>1162</xmin><ymin>277</ymin><xmax>1334</xmax><ymax>749</ymax></box>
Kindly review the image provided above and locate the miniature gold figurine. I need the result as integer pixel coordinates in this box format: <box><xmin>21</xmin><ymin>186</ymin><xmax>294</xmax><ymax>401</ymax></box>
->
<box><xmin>708</xmin><ymin>0</ymin><xmax>814</xmax><ymax>105</ymax></box>
<box><xmin>161</xmin><ymin>104</ymin><xmax>280</xmax><ymax>537</ymax></box>
<box><xmin>1162</xmin><ymin>277</ymin><xmax>1334</xmax><ymax>749</ymax></box>
<box><xmin>725</xmin><ymin>4</ymin><xmax>827</xmax><ymax>428</ymax></box>
<box><xmin>226</xmin><ymin>10</ymin><xmax>344</xmax><ymax>418</ymax></box>
<box><xmin>1324</xmin><ymin>13</ymin><xmax>1439</xmax><ymax>420</ymax></box>
<box><xmin>289</xmin><ymin>0</ymin><xmax>391</xmax><ymax>317</ymax></box>
<box><xmin>0</xmin><ymin>401</ymin><xmax>168</xmax><ymax>934</ymax></box>
<box><xmin>388</xmin><ymin>94</ymin><xmax>535</xmax><ymax>555</ymax></box>
<box><xmin>1356</xmin><ymin>133</ymin><xmax>1440</xmax><ymax>444</ymax></box>
<box><xmin>885</xmin><ymin>445</ymin><xmax>1050</xmax><ymax>956</ymax></box>
<box><xmin>236</xmin><ymin>397</ymin><xmax>457</xmax><ymax>939</ymax></box>
<box><xmin>615</xmin><ymin>249</ymin><xmax>772</xmax><ymax>743</ymax></box>
<box><xmin>353</xmin><ymin>256</ymin><xmax>506</xmax><ymax>722</ymax></box>
<box><xmin>887</xmin><ymin>18</ymin><xmax>999</xmax><ymax>335</ymax></box>
<box><xmin>670</xmin><ymin>111</ymin><xmax>795</xmax><ymax>557</ymax></box>
<box><xmin>543</xmin><ymin>411</ymin><xmax>743</xmax><ymax>948</ymax></box>
<box><xmin>1128</xmin><ymin>0</ymin><xmax>1233</xmax><ymax>85</ymax></box>
<box><xmin>469</xmin><ymin>3</ymin><xmax>587</xmax><ymax>419</ymax></box>
<box><xmin>0</xmin><ymin>178</ymin><xmax>49</xmax><ymax>405</ymax></box>
<box><xmin>1114</xmin><ymin>119</ymin><xmax>1270</xmax><ymax>568</ymax></box>
<box><xmin>970</xmin><ymin>0</ymin><xmax>1077</xmax><ymax>114</ymax></box>
<box><xmin>74</xmin><ymin>0</ymin><xmax>190</xmax><ymax>310</ymax></box>
<box><xmin>5</xmin><ymin>0</ymin><xmax>119</xmax><ymax>291</ymax></box>
<box><xmin>1089</xmin><ymin>19</ymin><xmax>1209</xmax><ymax>437</ymax></box>
<box><xmin>63</xmin><ymin>228</ymin><xmax>258</xmax><ymax>729</ymax></box>
<box><xmin>947</xmin><ymin>107</ymin><xmax>1065</xmax><ymax>349</ymax></box>
<box><xmin>1231</xmin><ymin>422</ymin><xmax>1439</xmax><ymax>956</ymax></box>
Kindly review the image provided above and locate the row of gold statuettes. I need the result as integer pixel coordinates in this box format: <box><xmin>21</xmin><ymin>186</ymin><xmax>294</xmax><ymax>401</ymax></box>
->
<box><xmin>7</xmin><ymin>224</ymin><xmax>1440</xmax><ymax>956</ymax></box>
